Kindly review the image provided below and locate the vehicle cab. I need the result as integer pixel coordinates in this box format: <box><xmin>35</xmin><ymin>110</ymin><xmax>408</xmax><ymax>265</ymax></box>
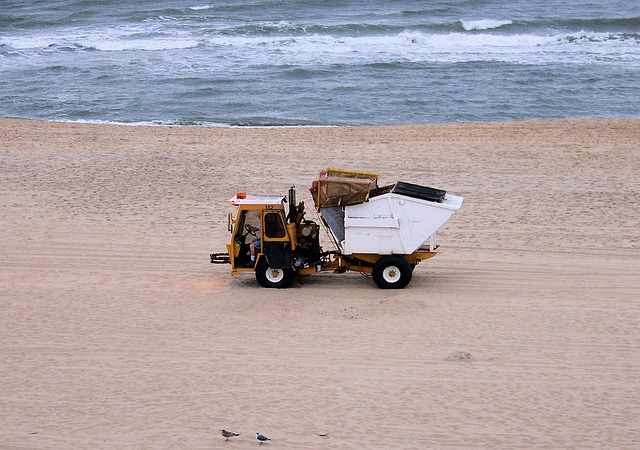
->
<box><xmin>226</xmin><ymin>193</ymin><xmax>296</xmax><ymax>275</ymax></box>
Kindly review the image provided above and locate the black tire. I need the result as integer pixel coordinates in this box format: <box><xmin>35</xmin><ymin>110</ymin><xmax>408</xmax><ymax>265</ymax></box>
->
<box><xmin>372</xmin><ymin>256</ymin><xmax>413</xmax><ymax>289</ymax></box>
<box><xmin>255</xmin><ymin>259</ymin><xmax>294</xmax><ymax>288</ymax></box>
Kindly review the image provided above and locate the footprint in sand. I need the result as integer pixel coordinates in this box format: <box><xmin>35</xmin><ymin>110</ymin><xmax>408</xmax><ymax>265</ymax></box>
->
<box><xmin>445</xmin><ymin>351</ymin><xmax>474</xmax><ymax>362</ymax></box>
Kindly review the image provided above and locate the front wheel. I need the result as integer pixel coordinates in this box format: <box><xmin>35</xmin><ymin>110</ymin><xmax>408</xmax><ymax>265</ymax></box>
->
<box><xmin>255</xmin><ymin>259</ymin><xmax>294</xmax><ymax>288</ymax></box>
<box><xmin>372</xmin><ymin>256</ymin><xmax>413</xmax><ymax>289</ymax></box>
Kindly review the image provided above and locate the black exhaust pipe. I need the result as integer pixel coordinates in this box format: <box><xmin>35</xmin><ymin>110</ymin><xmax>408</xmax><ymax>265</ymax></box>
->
<box><xmin>287</xmin><ymin>185</ymin><xmax>297</xmax><ymax>223</ymax></box>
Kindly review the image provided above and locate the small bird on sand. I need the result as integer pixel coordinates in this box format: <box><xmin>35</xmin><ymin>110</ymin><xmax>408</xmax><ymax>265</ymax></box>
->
<box><xmin>256</xmin><ymin>432</ymin><xmax>271</xmax><ymax>444</ymax></box>
<box><xmin>220</xmin><ymin>429</ymin><xmax>240</xmax><ymax>441</ymax></box>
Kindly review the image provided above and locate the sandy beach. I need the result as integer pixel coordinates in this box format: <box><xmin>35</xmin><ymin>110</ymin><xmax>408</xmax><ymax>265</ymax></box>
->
<box><xmin>1</xmin><ymin>118</ymin><xmax>639</xmax><ymax>449</ymax></box>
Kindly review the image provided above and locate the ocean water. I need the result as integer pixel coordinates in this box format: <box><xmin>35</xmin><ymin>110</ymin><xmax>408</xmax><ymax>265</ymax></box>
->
<box><xmin>1</xmin><ymin>0</ymin><xmax>639</xmax><ymax>126</ymax></box>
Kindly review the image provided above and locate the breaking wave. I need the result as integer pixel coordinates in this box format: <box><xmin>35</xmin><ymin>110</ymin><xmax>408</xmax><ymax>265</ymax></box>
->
<box><xmin>460</xmin><ymin>19</ymin><xmax>513</xmax><ymax>31</ymax></box>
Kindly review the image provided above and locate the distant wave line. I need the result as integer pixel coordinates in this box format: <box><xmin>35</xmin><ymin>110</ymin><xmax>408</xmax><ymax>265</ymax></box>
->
<box><xmin>3</xmin><ymin>14</ymin><xmax>639</xmax><ymax>36</ymax></box>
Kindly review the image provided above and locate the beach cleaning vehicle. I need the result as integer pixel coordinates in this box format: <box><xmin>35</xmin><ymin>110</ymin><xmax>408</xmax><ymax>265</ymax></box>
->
<box><xmin>210</xmin><ymin>169</ymin><xmax>463</xmax><ymax>289</ymax></box>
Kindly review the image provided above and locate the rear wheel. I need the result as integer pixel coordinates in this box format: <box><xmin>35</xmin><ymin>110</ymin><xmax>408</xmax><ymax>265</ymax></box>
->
<box><xmin>372</xmin><ymin>256</ymin><xmax>412</xmax><ymax>289</ymax></box>
<box><xmin>255</xmin><ymin>259</ymin><xmax>294</xmax><ymax>288</ymax></box>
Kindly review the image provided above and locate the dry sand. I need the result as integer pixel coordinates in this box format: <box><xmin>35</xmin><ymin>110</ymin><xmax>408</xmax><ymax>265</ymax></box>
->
<box><xmin>1</xmin><ymin>118</ymin><xmax>639</xmax><ymax>449</ymax></box>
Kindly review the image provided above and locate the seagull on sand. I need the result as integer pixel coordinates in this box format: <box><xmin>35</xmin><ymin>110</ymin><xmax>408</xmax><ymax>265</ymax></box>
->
<box><xmin>220</xmin><ymin>429</ymin><xmax>240</xmax><ymax>441</ymax></box>
<box><xmin>256</xmin><ymin>432</ymin><xmax>271</xmax><ymax>444</ymax></box>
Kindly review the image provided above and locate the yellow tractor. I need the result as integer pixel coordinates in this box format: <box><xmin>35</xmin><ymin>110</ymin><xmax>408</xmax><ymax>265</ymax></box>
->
<box><xmin>210</xmin><ymin>169</ymin><xmax>463</xmax><ymax>289</ymax></box>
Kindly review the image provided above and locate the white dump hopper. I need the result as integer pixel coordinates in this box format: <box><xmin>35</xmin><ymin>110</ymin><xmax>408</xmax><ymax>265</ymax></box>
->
<box><xmin>342</xmin><ymin>182</ymin><xmax>463</xmax><ymax>255</ymax></box>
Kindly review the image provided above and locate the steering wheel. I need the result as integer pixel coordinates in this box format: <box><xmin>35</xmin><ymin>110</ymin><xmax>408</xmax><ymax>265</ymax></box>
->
<box><xmin>245</xmin><ymin>224</ymin><xmax>257</xmax><ymax>236</ymax></box>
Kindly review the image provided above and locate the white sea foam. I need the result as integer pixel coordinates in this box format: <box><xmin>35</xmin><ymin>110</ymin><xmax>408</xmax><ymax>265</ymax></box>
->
<box><xmin>3</xmin><ymin>26</ymin><xmax>635</xmax><ymax>66</ymax></box>
<box><xmin>63</xmin><ymin>118</ymin><xmax>230</xmax><ymax>127</ymax></box>
<box><xmin>461</xmin><ymin>19</ymin><xmax>513</xmax><ymax>31</ymax></box>
<box><xmin>80</xmin><ymin>24</ymin><xmax>202</xmax><ymax>51</ymax></box>
<box><xmin>1</xmin><ymin>25</ymin><xmax>201</xmax><ymax>53</ymax></box>
<box><xmin>0</xmin><ymin>36</ymin><xmax>59</xmax><ymax>50</ymax></box>
<box><xmin>205</xmin><ymin>29</ymin><xmax>638</xmax><ymax>67</ymax></box>
<box><xmin>86</xmin><ymin>38</ymin><xmax>200</xmax><ymax>52</ymax></box>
